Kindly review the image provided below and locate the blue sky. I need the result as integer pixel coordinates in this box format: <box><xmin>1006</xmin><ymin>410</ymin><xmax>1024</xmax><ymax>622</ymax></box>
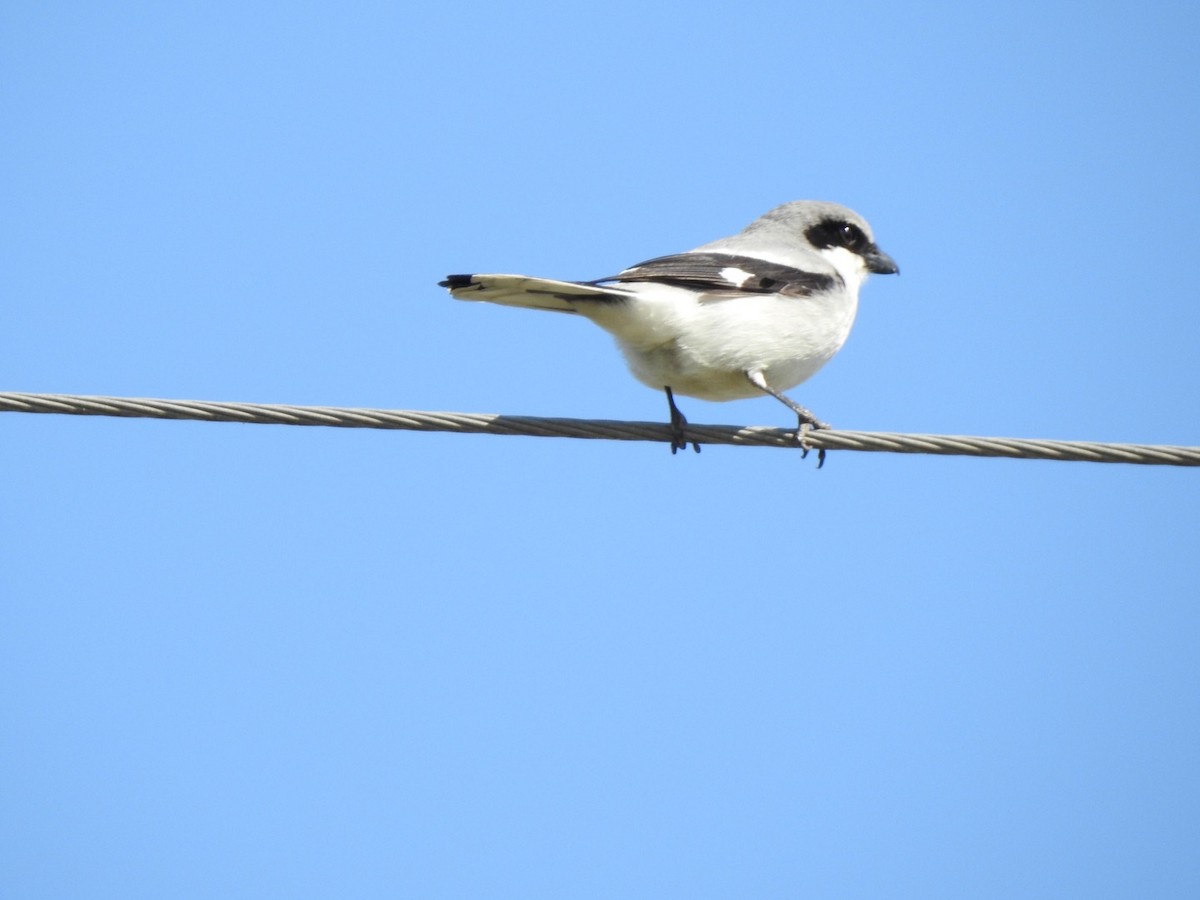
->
<box><xmin>3</xmin><ymin>2</ymin><xmax>1199</xmax><ymax>897</ymax></box>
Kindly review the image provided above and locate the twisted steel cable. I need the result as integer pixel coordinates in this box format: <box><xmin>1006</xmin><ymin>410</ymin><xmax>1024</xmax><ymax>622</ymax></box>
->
<box><xmin>2</xmin><ymin>391</ymin><xmax>1198</xmax><ymax>466</ymax></box>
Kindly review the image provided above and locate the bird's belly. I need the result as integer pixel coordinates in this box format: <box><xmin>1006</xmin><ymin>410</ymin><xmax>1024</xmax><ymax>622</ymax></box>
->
<box><xmin>605</xmin><ymin>292</ymin><xmax>858</xmax><ymax>401</ymax></box>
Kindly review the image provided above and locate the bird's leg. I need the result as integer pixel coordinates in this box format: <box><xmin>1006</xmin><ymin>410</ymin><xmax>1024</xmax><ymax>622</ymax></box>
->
<box><xmin>664</xmin><ymin>387</ymin><xmax>700</xmax><ymax>454</ymax></box>
<box><xmin>744</xmin><ymin>371</ymin><xmax>828</xmax><ymax>467</ymax></box>
<box><xmin>743</xmin><ymin>370</ymin><xmax>829</xmax><ymax>429</ymax></box>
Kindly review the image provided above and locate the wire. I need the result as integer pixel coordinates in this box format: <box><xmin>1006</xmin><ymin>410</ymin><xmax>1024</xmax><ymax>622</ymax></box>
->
<box><xmin>2</xmin><ymin>390</ymin><xmax>1197</xmax><ymax>466</ymax></box>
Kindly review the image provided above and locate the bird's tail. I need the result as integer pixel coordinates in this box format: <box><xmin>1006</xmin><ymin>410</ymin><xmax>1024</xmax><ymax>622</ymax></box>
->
<box><xmin>439</xmin><ymin>273</ymin><xmax>630</xmax><ymax>313</ymax></box>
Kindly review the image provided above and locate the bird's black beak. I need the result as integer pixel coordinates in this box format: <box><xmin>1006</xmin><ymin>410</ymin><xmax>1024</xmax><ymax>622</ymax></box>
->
<box><xmin>865</xmin><ymin>246</ymin><xmax>899</xmax><ymax>275</ymax></box>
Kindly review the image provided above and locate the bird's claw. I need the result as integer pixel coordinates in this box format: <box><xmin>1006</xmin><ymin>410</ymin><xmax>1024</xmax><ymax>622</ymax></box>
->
<box><xmin>669</xmin><ymin>428</ymin><xmax>701</xmax><ymax>455</ymax></box>
<box><xmin>796</xmin><ymin>421</ymin><xmax>828</xmax><ymax>469</ymax></box>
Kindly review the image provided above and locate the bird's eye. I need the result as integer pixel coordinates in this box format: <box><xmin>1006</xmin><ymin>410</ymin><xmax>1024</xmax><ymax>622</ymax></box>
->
<box><xmin>839</xmin><ymin>223</ymin><xmax>866</xmax><ymax>251</ymax></box>
<box><xmin>804</xmin><ymin>218</ymin><xmax>873</xmax><ymax>254</ymax></box>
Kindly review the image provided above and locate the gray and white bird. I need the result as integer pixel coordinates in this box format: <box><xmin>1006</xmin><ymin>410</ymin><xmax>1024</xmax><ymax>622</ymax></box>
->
<box><xmin>440</xmin><ymin>200</ymin><xmax>898</xmax><ymax>453</ymax></box>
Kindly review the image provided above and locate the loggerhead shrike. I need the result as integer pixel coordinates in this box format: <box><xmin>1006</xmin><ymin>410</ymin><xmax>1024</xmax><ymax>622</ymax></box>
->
<box><xmin>440</xmin><ymin>200</ymin><xmax>898</xmax><ymax>454</ymax></box>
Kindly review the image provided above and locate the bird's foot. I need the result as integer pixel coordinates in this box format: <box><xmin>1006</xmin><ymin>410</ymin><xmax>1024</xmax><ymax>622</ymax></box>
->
<box><xmin>665</xmin><ymin>387</ymin><xmax>700</xmax><ymax>455</ymax></box>
<box><xmin>792</xmin><ymin>405</ymin><xmax>830</xmax><ymax>432</ymax></box>
<box><xmin>796</xmin><ymin>420</ymin><xmax>828</xmax><ymax>469</ymax></box>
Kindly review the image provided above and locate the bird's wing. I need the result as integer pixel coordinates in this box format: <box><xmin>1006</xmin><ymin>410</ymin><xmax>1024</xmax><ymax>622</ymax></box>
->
<box><xmin>598</xmin><ymin>252</ymin><xmax>839</xmax><ymax>297</ymax></box>
<box><xmin>440</xmin><ymin>274</ymin><xmax>634</xmax><ymax>313</ymax></box>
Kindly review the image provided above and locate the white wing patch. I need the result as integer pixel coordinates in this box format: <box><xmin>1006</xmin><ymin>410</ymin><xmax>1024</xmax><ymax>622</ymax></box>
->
<box><xmin>718</xmin><ymin>266</ymin><xmax>755</xmax><ymax>288</ymax></box>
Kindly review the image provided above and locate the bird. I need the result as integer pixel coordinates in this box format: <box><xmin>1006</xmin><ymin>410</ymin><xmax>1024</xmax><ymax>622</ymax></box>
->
<box><xmin>440</xmin><ymin>200</ymin><xmax>898</xmax><ymax>455</ymax></box>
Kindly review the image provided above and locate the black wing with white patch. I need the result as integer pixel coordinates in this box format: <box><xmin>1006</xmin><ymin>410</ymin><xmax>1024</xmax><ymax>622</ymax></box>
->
<box><xmin>596</xmin><ymin>252</ymin><xmax>839</xmax><ymax>296</ymax></box>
